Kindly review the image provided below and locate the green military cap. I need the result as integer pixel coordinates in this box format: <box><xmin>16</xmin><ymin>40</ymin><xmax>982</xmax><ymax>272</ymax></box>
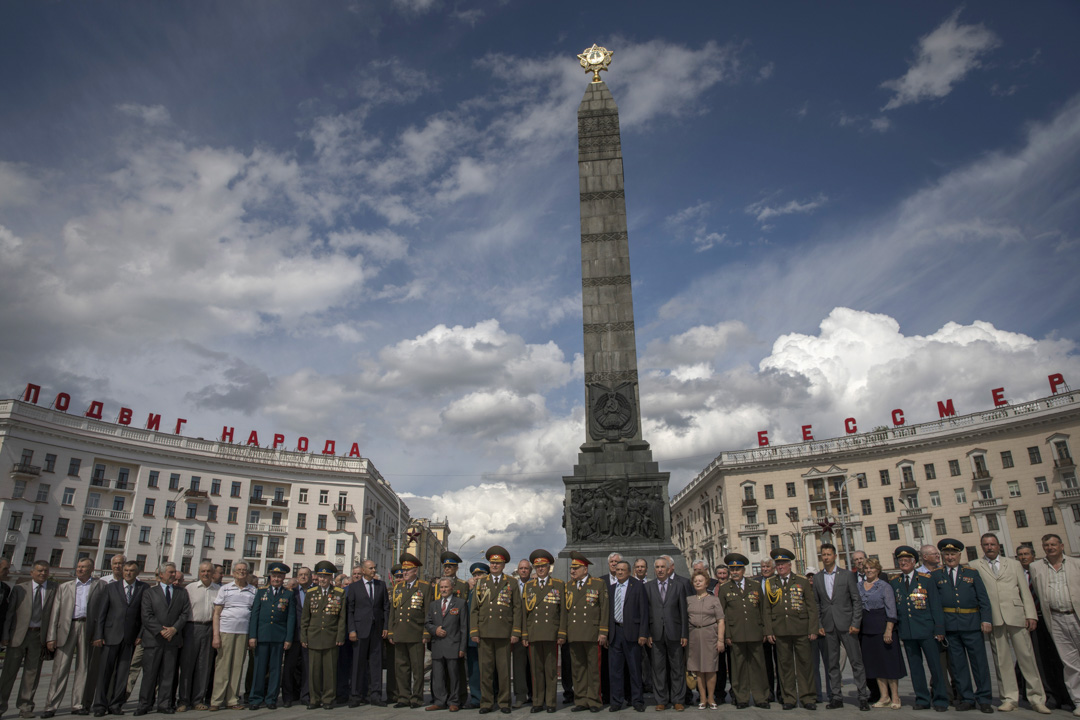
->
<box><xmin>314</xmin><ymin>560</ymin><xmax>337</xmax><ymax>575</ymax></box>
<box><xmin>529</xmin><ymin>549</ymin><xmax>554</xmax><ymax>566</ymax></box>
<box><xmin>390</xmin><ymin>564</ymin><xmax>403</xmax><ymax>574</ymax></box>
<box><xmin>569</xmin><ymin>551</ymin><xmax>591</xmax><ymax>568</ymax></box>
<box><xmin>724</xmin><ymin>553</ymin><xmax>749</xmax><ymax>567</ymax></box>
<box><xmin>770</xmin><ymin>548</ymin><xmax>795</xmax><ymax>562</ymax></box>
<box><xmin>399</xmin><ymin>552</ymin><xmax>422</xmax><ymax>569</ymax></box>
<box><xmin>937</xmin><ymin>538</ymin><xmax>964</xmax><ymax>553</ymax></box>
<box><xmin>485</xmin><ymin>545</ymin><xmax>510</xmax><ymax>563</ymax></box>
<box><xmin>440</xmin><ymin>551</ymin><xmax>463</xmax><ymax>566</ymax></box>
<box><xmin>267</xmin><ymin>561</ymin><xmax>289</xmax><ymax>574</ymax></box>
<box><xmin>470</xmin><ymin>562</ymin><xmax>490</xmax><ymax>576</ymax></box>
<box><xmin>893</xmin><ymin>545</ymin><xmax>918</xmax><ymax>560</ymax></box>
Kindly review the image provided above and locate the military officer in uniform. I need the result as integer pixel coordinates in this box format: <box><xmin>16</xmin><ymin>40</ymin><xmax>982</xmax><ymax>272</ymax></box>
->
<box><xmin>301</xmin><ymin>561</ymin><xmax>346</xmax><ymax>710</ymax></box>
<box><xmin>718</xmin><ymin>553</ymin><xmax>772</xmax><ymax>708</ymax></box>
<box><xmin>430</xmin><ymin>551</ymin><xmax>471</xmax><ymax>709</ymax></box>
<box><xmin>471</xmin><ymin>546</ymin><xmax>522</xmax><ymax>714</ymax></box>
<box><xmin>562</xmin><ymin>552</ymin><xmax>608</xmax><ymax>713</ymax></box>
<box><xmin>521</xmin><ymin>550</ymin><xmax>565</xmax><ymax>714</ymax></box>
<box><xmin>890</xmin><ymin>546</ymin><xmax>948</xmax><ymax>711</ymax></box>
<box><xmin>388</xmin><ymin>553</ymin><xmax>430</xmax><ymax>708</ymax></box>
<box><xmin>763</xmin><ymin>548</ymin><xmax>819</xmax><ymax>710</ymax></box>
<box><xmin>934</xmin><ymin>539</ymin><xmax>993</xmax><ymax>713</ymax></box>
<box><xmin>247</xmin><ymin>562</ymin><xmax>295</xmax><ymax>710</ymax></box>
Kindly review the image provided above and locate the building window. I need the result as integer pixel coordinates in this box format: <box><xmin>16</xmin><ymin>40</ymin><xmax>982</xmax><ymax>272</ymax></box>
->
<box><xmin>252</xmin><ymin>485</ymin><xmax>263</xmax><ymax>500</ymax></box>
<box><xmin>231</xmin><ymin>482</ymin><xmax>241</xmax><ymax>498</ymax></box>
<box><xmin>884</xmin><ymin>497</ymin><xmax>895</xmax><ymax>513</ymax></box>
<box><xmin>929</xmin><ymin>491</ymin><xmax>941</xmax><ymax>507</ymax></box>
<box><xmin>47</xmin><ymin>548</ymin><xmax>61</xmax><ymax>567</ymax></box>
<box><xmin>249</xmin><ymin>510</ymin><xmax>260</xmax><ymax>525</ymax></box>
<box><xmin>317</xmin><ymin>515</ymin><xmax>327</xmax><ymax>530</ymax></box>
<box><xmin>335</xmin><ymin>540</ymin><xmax>345</xmax><ymax>555</ymax></box>
<box><xmin>68</xmin><ymin>458</ymin><xmax>81</xmax><ymax>476</ymax></box>
<box><xmin>879</xmin><ymin>470</ymin><xmax>891</xmax><ymax>486</ymax></box>
<box><xmin>934</xmin><ymin>518</ymin><xmax>947</xmax><ymax>535</ymax></box>
<box><xmin>186</xmin><ymin>503</ymin><xmax>198</xmax><ymax>519</ymax></box>
<box><xmin>1035</xmin><ymin>477</ymin><xmax>1049</xmax><ymax>494</ymax></box>
<box><xmin>139</xmin><ymin>526</ymin><xmax>150</xmax><ymax>543</ymax></box>
<box><xmin>1042</xmin><ymin>507</ymin><xmax>1057</xmax><ymax>525</ymax></box>
<box><xmin>35</xmin><ymin>484</ymin><xmax>50</xmax><ymax>503</ymax></box>
<box><xmin>315</xmin><ymin>539</ymin><xmax>325</xmax><ymax>554</ymax></box>
<box><xmin>924</xmin><ymin>463</ymin><xmax>936</xmax><ymax>480</ymax></box>
<box><xmin>180</xmin><ymin>556</ymin><xmax>191</xmax><ymax>574</ymax></box>
<box><xmin>960</xmin><ymin>516</ymin><xmax>973</xmax><ymax>534</ymax></box>
<box><xmin>767</xmin><ymin>509</ymin><xmax>777</xmax><ymax>524</ymax></box>
<box><xmin>271</xmin><ymin>512</ymin><xmax>282</xmax><ymax>526</ymax></box>
<box><xmin>227</xmin><ymin>507</ymin><xmax>238</xmax><ymax>523</ymax></box>
<box><xmin>1007</xmin><ymin>481</ymin><xmax>1021</xmax><ymax>498</ymax></box>
<box><xmin>204</xmin><ymin>532</ymin><xmax>215</xmax><ymax>548</ymax></box>
<box><xmin>319</xmin><ymin>490</ymin><xmax>329</xmax><ymax>505</ymax></box>
<box><xmin>116</xmin><ymin>468</ymin><xmax>130</xmax><ymax>489</ymax></box>
<box><xmin>86</xmin><ymin>492</ymin><xmax>100</xmax><ymax>509</ymax></box>
<box><xmin>949</xmin><ymin>460</ymin><xmax>961</xmax><ymax>477</ymax></box>
<box><xmin>190</xmin><ymin>476</ymin><xmax>201</xmax><ymax>491</ymax></box>
<box><xmin>901</xmin><ymin>466</ymin><xmax>914</xmax><ymax>483</ymax></box>
<box><xmin>748</xmin><ymin>537</ymin><xmax>759</xmax><ymax>553</ymax></box>
<box><xmin>143</xmin><ymin>498</ymin><xmax>155</xmax><ymax>516</ymax></box>
<box><xmin>1071</xmin><ymin>504</ymin><xmax>1080</xmax><ymax>523</ymax></box>
<box><xmin>112</xmin><ymin>496</ymin><xmax>125</xmax><ymax>512</ymax></box>
<box><xmin>1000</xmin><ymin>451</ymin><xmax>1014</xmax><ymax>469</ymax></box>
<box><xmin>865</xmin><ymin>526</ymin><xmax>876</xmax><ymax>543</ymax></box>
<box><xmin>54</xmin><ymin>517</ymin><xmax>68</xmax><ymax>537</ymax></box>
<box><xmin>769</xmin><ymin>535</ymin><xmax>780</xmax><ymax>550</ymax></box>
<box><xmin>12</xmin><ymin>480</ymin><xmax>26</xmax><ymax>499</ymax></box>
<box><xmin>225</xmin><ymin>533</ymin><xmax>235</xmax><ymax>550</ymax></box>
<box><xmin>274</xmin><ymin>488</ymin><xmax>285</xmax><ymax>502</ymax></box>
<box><xmin>169</xmin><ymin>473</ymin><xmax>180</xmax><ymax>490</ymax></box>
<box><xmin>165</xmin><ymin>501</ymin><xmax>176</xmax><ymax>517</ymax></box>
<box><xmin>1027</xmin><ymin>447</ymin><xmax>1042</xmax><ymax>464</ymax></box>
<box><xmin>887</xmin><ymin>524</ymin><xmax>899</xmax><ymax>541</ymax></box>
<box><xmin>211</xmin><ymin>478</ymin><xmax>221</xmax><ymax>495</ymax></box>
<box><xmin>28</xmin><ymin>515</ymin><xmax>42</xmax><ymax>534</ymax></box>
<box><xmin>208</xmin><ymin>505</ymin><xmax>218</xmax><ymax>522</ymax></box>
<box><xmin>1014</xmin><ymin>510</ymin><xmax>1028</xmax><ymax>528</ymax></box>
<box><xmin>296</xmin><ymin>513</ymin><xmax>306</xmax><ymax>529</ymax></box>
<box><xmin>43</xmin><ymin>454</ymin><xmax>56</xmax><ymax>473</ymax></box>
<box><xmin>294</xmin><ymin>538</ymin><xmax>304</xmax><ymax>553</ymax></box>
<box><xmin>860</xmin><ymin>499</ymin><xmax>872</xmax><ymax>515</ymax></box>
<box><xmin>299</xmin><ymin>488</ymin><xmax>308</xmax><ymax>503</ymax></box>
<box><xmin>787</xmin><ymin>507</ymin><xmax>799</xmax><ymax>522</ymax></box>
<box><xmin>987</xmin><ymin>514</ymin><xmax>1000</xmax><ymax>531</ymax></box>
<box><xmin>62</xmin><ymin>487</ymin><xmax>75</xmax><ymax>505</ymax></box>
<box><xmin>955</xmin><ymin>488</ymin><xmax>967</xmax><ymax>504</ymax></box>
<box><xmin>912</xmin><ymin>522</ymin><xmax>924</xmax><ymax>539</ymax></box>
<box><xmin>162</xmin><ymin>528</ymin><xmax>173</xmax><ymax>546</ymax></box>
<box><xmin>336</xmin><ymin>517</ymin><xmax>346</xmax><ymax>531</ymax></box>
<box><xmin>148</xmin><ymin>471</ymin><xmax>159</xmax><ymax>488</ymax></box>
<box><xmin>764</xmin><ymin>484</ymin><xmax>774</xmax><ymax>500</ymax></box>
<box><xmin>184</xmin><ymin>529</ymin><xmax>195</xmax><ymax>547</ymax></box>
<box><xmin>856</xmin><ymin>473</ymin><xmax>867</xmax><ymax>489</ymax></box>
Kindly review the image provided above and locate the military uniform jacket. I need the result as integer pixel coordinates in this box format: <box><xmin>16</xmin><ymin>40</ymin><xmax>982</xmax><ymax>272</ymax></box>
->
<box><xmin>389</xmin><ymin>580</ymin><xmax>431</xmax><ymax>643</ymax></box>
<box><xmin>469</xmin><ymin>574</ymin><xmax>522</xmax><ymax>640</ymax></box>
<box><xmin>300</xmin><ymin>586</ymin><xmax>346</xmax><ymax>650</ymax></box>
<box><xmin>522</xmin><ymin>577</ymin><xmax>566</xmax><ymax>643</ymax></box>
<box><xmin>427</xmin><ymin>577</ymin><xmax>470</xmax><ymax>604</ymax></box>
<box><xmin>560</xmin><ymin>576</ymin><xmax>608</xmax><ymax>643</ymax></box>
<box><xmin>932</xmin><ymin>567</ymin><xmax>991</xmax><ymax>633</ymax></box>
<box><xmin>763</xmin><ymin>574</ymin><xmax>818</xmax><ymax>637</ymax></box>
<box><xmin>718</xmin><ymin>579</ymin><xmax>772</xmax><ymax>643</ymax></box>
<box><xmin>890</xmin><ymin>571</ymin><xmax>944</xmax><ymax>640</ymax></box>
<box><xmin>248</xmin><ymin>586</ymin><xmax>296</xmax><ymax>643</ymax></box>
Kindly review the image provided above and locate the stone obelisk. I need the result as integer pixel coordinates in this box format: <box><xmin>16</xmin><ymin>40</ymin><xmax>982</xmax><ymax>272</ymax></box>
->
<box><xmin>557</xmin><ymin>45</ymin><xmax>687</xmax><ymax>576</ymax></box>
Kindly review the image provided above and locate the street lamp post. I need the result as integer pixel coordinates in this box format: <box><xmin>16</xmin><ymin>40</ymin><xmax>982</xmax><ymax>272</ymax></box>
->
<box><xmin>837</xmin><ymin>476</ymin><xmax>855</xmax><ymax>569</ymax></box>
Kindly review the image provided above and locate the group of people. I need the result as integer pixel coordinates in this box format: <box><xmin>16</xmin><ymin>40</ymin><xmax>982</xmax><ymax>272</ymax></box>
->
<box><xmin>0</xmin><ymin>532</ymin><xmax>1078</xmax><ymax>717</ymax></box>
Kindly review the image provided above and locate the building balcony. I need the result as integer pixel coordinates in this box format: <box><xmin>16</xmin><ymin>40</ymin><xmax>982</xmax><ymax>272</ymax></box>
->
<box><xmin>809</xmin><ymin>493</ymin><xmax>826</xmax><ymax>502</ymax></box>
<box><xmin>245</xmin><ymin>522</ymin><xmax>289</xmax><ymax>535</ymax></box>
<box><xmin>249</xmin><ymin>496</ymin><xmax>268</xmax><ymax>505</ymax></box>
<box><xmin>829</xmin><ymin>491</ymin><xmax>841</xmax><ymax>500</ymax></box>
<box><xmin>332</xmin><ymin>503</ymin><xmax>354</xmax><ymax>517</ymax></box>
<box><xmin>1055</xmin><ymin>457</ymin><xmax>1075</xmax><ymax>469</ymax></box>
<box><xmin>270</xmin><ymin>499</ymin><xmax>289</xmax><ymax>508</ymax></box>
<box><xmin>741</xmin><ymin>498</ymin><xmax>757</xmax><ymax>508</ymax></box>
<box><xmin>11</xmin><ymin>462</ymin><xmax>41</xmax><ymax>478</ymax></box>
<box><xmin>78</xmin><ymin>536</ymin><xmax>100</xmax><ymax>548</ymax></box>
<box><xmin>83</xmin><ymin>507</ymin><xmax>133</xmax><ymax>522</ymax></box>
<box><xmin>900</xmin><ymin>506</ymin><xmax>932</xmax><ymax>519</ymax></box>
<box><xmin>972</xmin><ymin>469</ymin><xmax>991</xmax><ymax>481</ymax></box>
<box><xmin>185</xmin><ymin>489</ymin><xmax>209</xmax><ymax>502</ymax></box>
<box><xmin>971</xmin><ymin>497</ymin><xmax>1006</xmax><ymax>513</ymax></box>
<box><xmin>1054</xmin><ymin>487</ymin><xmax>1080</xmax><ymax>501</ymax></box>
<box><xmin>266</xmin><ymin>549</ymin><xmax>284</xmax><ymax>559</ymax></box>
<box><xmin>738</xmin><ymin>522</ymin><xmax>766</xmax><ymax>536</ymax></box>
<box><xmin>242</xmin><ymin>549</ymin><xmax>262</xmax><ymax>559</ymax></box>
<box><xmin>104</xmin><ymin>539</ymin><xmax>125</xmax><ymax>550</ymax></box>
<box><xmin>900</xmin><ymin>480</ymin><xmax>919</xmax><ymax>491</ymax></box>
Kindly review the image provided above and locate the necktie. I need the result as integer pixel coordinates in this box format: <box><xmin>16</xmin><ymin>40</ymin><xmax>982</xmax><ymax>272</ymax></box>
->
<box><xmin>165</xmin><ymin>585</ymin><xmax>172</xmax><ymax>605</ymax></box>
<box><xmin>615</xmin><ymin>583</ymin><xmax>625</xmax><ymax>623</ymax></box>
<box><xmin>367</xmin><ymin>581</ymin><xmax>373</xmax><ymax>601</ymax></box>
<box><xmin>993</xmin><ymin>560</ymin><xmax>1000</xmax><ymax>577</ymax></box>
<box><xmin>442</xmin><ymin>599</ymin><xmax>448</xmax><ymax>616</ymax></box>
<box><xmin>907</xmin><ymin>574</ymin><xmax>914</xmax><ymax>590</ymax></box>
<box><xmin>126</xmin><ymin>583</ymin><xmax>133</xmax><ymax>604</ymax></box>
<box><xmin>952</xmin><ymin>568</ymin><xmax>958</xmax><ymax>587</ymax></box>
<box><xmin>577</xmin><ymin>579</ymin><xmax>584</xmax><ymax>590</ymax></box>
<box><xmin>31</xmin><ymin>584</ymin><xmax>43</xmax><ymax>625</ymax></box>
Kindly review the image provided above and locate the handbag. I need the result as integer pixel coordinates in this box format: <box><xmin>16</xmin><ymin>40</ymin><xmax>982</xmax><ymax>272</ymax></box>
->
<box><xmin>685</xmin><ymin>671</ymin><xmax>697</xmax><ymax>691</ymax></box>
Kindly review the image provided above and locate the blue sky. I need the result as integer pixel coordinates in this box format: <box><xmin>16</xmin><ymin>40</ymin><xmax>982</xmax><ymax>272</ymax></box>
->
<box><xmin>2</xmin><ymin>1</ymin><xmax>1079</xmax><ymax>564</ymax></box>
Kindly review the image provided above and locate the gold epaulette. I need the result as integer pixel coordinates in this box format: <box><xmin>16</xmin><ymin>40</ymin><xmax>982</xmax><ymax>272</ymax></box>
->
<box><xmin>917</xmin><ymin>572</ymin><xmax>931</xmax><ymax>578</ymax></box>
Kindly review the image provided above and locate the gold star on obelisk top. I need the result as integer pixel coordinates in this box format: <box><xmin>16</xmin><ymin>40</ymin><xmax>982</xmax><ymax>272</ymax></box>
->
<box><xmin>578</xmin><ymin>44</ymin><xmax>613</xmax><ymax>83</ymax></box>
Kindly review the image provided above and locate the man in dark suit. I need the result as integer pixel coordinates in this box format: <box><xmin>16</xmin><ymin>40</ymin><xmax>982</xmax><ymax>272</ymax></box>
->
<box><xmin>92</xmin><ymin>560</ymin><xmax>147</xmax><ymax>716</ymax></box>
<box><xmin>608</xmin><ymin>560</ymin><xmax>650</xmax><ymax>712</ymax></box>
<box><xmin>0</xmin><ymin>557</ymin><xmax>11</xmax><ymax>637</ymax></box>
<box><xmin>812</xmin><ymin>543</ymin><xmax>869</xmax><ymax>710</ymax></box>
<box><xmin>426</xmin><ymin>577</ymin><xmax>469</xmax><ymax>711</ymax></box>
<box><xmin>346</xmin><ymin>559</ymin><xmax>389</xmax><ymax>707</ymax></box>
<box><xmin>0</xmin><ymin>559</ymin><xmax>59</xmax><ymax>718</ymax></box>
<box><xmin>282</xmin><ymin>566</ymin><xmax>312</xmax><ymax>708</ymax></box>
<box><xmin>134</xmin><ymin>562</ymin><xmax>191</xmax><ymax>715</ymax></box>
<box><xmin>645</xmin><ymin>556</ymin><xmax>688</xmax><ymax>711</ymax></box>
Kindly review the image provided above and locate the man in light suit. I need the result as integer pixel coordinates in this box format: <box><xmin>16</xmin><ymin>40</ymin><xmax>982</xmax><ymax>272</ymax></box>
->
<box><xmin>645</xmin><ymin>556</ymin><xmax>688</xmax><ymax>711</ymax></box>
<box><xmin>971</xmin><ymin>533</ymin><xmax>1051</xmax><ymax>713</ymax></box>
<box><xmin>812</xmin><ymin>543</ymin><xmax>869</xmax><ymax>710</ymax></box>
<box><xmin>346</xmin><ymin>559</ymin><xmax>389</xmax><ymax>707</ymax></box>
<box><xmin>0</xmin><ymin>559</ymin><xmax>58</xmax><ymax>718</ymax></box>
<box><xmin>426</xmin><ymin>577</ymin><xmax>469</xmax><ymax>711</ymax></box>
<box><xmin>1029</xmin><ymin>533</ymin><xmax>1080</xmax><ymax>717</ymax></box>
<box><xmin>135</xmin><ymin>562</ymin><xmax>191</xmax><ymax>715</ymax></box>
<box><xmin>92</xmin><ymin>560</ymin><xmax>147</xmax><ymax>716</ymax></box>
<box><xmin>608</xmin><ymin>560</ymin><xmax>650</xmax><ymax>712</ymax></box>
<box><xmin>44</xmin><ymin>557</ymin><xmax>104</xmax><ymax>717</ymax></box>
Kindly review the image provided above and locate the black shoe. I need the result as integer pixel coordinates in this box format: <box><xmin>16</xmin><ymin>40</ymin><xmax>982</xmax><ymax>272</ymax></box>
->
<box><xmin>133</xmin><ymin>712</ymin><xmax>148</xmax><ymax>717</ymax></box>
<box><xmin>532</xmin><ymin>708</ymin><xmax>544</xmax><ymax>714</ymax></box>
<box><xmin>756</xmin><ymin>704</ymin><xmax>770</xmax><ymax>710</ymax></box>
<box><xmin>323</xmin><ymin>705</ymin><xmax>334</xmax><ymax>711</ymax></box>
<box><xmin>827</xmin><ymin>701</ymin><xmax>844</xmax><ymax>710</ymax></box>
<box><xmin>610</xmin><ymin>706</ymin><xmax>624</xmax><ymax>713</ymax></box>
<box><xmin>267</xmin><ymin>705</ymin><xmax>277</xmax><ymax>710</ymax></box>
<box><xmin>979</xmin><ymin>706</ymin><xmax>993</xmax><ymax>714</ymax></box>
<box><xmin>634</xmin><ymin>707</ymin><xmax>645</xmax><ymax>713</ymax></box>
<box><xmin>43</xmin><ymin>713</ymin><xmax>56</xmax><ymax>719</ymax></box>
<box><xmin>736</xmin><ymin>704</ymin><xmax>748</xmax><ymax>710</ymax></box>
<box><xmin>590</xmin><ymin>710</ymin><xmax>602</xmax><ymax>714</ymax></box>
<box><xmin>502</xmin><ymin>710</ymin><xmax>512</xmax><ymax>715</ymax></box>
<box><xmin>957</xmin><ymin>703</ymin><xmax>974</xmax><ymax>712</ymax></box>
<box><xmin>571</xmin><ymin>709</ymin><xmax>588</xmax><ymax>714</ymax></box>
<box><xmin>370</xmin><ymin>700</ymin><xmax>386</xmax><ymax>707</ymax></box>
<box><xmin>804</xmin><ymin>703</ymin><xmax>816</xmax><ymax>711</ymax></box>
<box><xmin>934</xmin><ymin>707</ymin><xmax>948</xmax><ymax>713</ymax></box>
<box><xmin>307</xmin><ymin>705</ymin><xmax>319</xmax><ymax>710</ymax></box>
<box><xmin>859</xmin><ymin>701</ymin><xmax>870</xmax><ymax>712</ymax></box>
<box><xmin>250</xmin><ymin>705</ymin><xmax>263</xmax><ymax>712</ymax></box>
<box><xmin>913</xmin><ymin>705</ymin><xmax>930</xmax><ymax>711</ymax></box>
<box><xmin>783</xmin><ymin>705</ymin><xmax>796</xmax><ymax>711</ymax></box>
<box><xmin>395</xmin><ymin>703</ymin><xmax>410</xmax><ymax>709</ymax></box>
<box><xmin>283</xmin><ymin>703</ymin><xmax>293</xmax><ymax>709</ymax></box>
<box><xmin>548</xmin><ymin>709</ymin><xmax>556</xmax><ymax>714</ymax></box>
<box><xmin>480</xmin><ymin>710</ymin><xmax>493</xmax><ymax>715</ymax></box>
